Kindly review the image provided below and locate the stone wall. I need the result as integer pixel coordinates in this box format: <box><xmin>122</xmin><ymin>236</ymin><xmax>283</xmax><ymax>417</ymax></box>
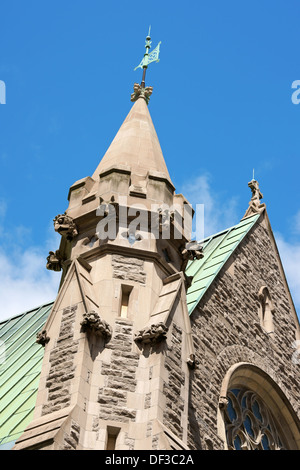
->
<box><xmin>112</xmin><ymin>255</ymin><xmax>146</xmax><ymax>284</ymax></box>
<box><xmin>97</xmin><ymin>319</ymin><xmax>138</xmax><ymax>423</ymax></box>
<box><xmin>163</xmin><ymin>323</ymin><xmax>185</xmax><ymax>440</ymax></box>
<box><xmin>188</xmin><ymin>218</ymin><xmax>300</xmax><ymax>449</ymax></box>
<box><xmin>42</xmin><ymin>305</ymin><xmax>79</xmax><ymax>416</ymax></box>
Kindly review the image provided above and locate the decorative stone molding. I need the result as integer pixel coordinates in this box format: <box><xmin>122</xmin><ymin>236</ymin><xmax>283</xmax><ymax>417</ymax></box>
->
<box><xmin>80</xmin><ymin>311</ymin><xmax>112</xmax><ymax>340</ymax></box>
<box><xmin>36</xmin><ymin>329</ymin><xmax>50</xmax><ymax>347</ymax></box>
<box><xmin>46</xmin><ymin>250</ymin><xmax>64</xmax><ymax>271</ymax></box>
<box><xmin>135</xmin><ymin>322</ymin><xmax>168</xmax><ymax>345</ymax></box>
<box><xmin>53</xmin><ymin>213</ymin><xmax>78</xmax><ymax>240</ymax></box>
<box><xmin>130</xmin><ymin>83</ymin><xmax>153</xmax><ymax>105</ymax></box>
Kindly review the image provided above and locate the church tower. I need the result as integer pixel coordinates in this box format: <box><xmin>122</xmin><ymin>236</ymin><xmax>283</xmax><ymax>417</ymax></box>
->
<box><xmin>13</xmin><ymin>34</ymin><xmax>201</xmax><ymax>450</ymax></box>
<box><xmin>11</xmin><ymin>33</ymin><xmax>300</xmax><ymax>451</ymax></box>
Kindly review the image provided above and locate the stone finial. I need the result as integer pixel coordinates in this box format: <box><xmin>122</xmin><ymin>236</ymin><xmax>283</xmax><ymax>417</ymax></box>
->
<box><xmin>135</xmin><ymin>322</ymin><xmax>168</xmax><ymax>345</ymax></box>
<box><xmin>80</xmin><ymin>311</ymin><xmax>112</xmax><ymax>340</ymax></box>
<box><xmin>36</xmin><ymin>329</ymin><xmax>50</xmax><ymax>347</ymax></box>
<box><xmin>53</xmin><ymin>213</ymin><xmax>78</xmax><ymax>241</ymax></box>
<box><xmin>46</xmin><ymin>250</ymin><xmax>64</xmax><ymax>271</ymax></box>
<box><xmin>242</xmin><ymin>179</ymin><xmax>266</xmax><ymax>219</ymax></box>
<box><xmin>131</xmin><ymin>83</ymin><xmax>153</xmax><ymax>105</ymax></box>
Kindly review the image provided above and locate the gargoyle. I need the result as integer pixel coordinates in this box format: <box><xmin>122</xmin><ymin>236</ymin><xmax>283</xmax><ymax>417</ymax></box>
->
<box><xmin>46</xmin><ymin>250</ymin><xmax>64</xmax><ymax>272</ymax></box>
<box><xmin>36</xmin><ymin>329</ymin><xmax>50</xmax><ymax>347</ymax></box>
<box><xmin>135</xmin><ymin>322</ymin><xmax>168</xmax><ymax>345</ymax></box>
<box><xmin>181</xmin><ymin>241</ymin><xmax>204</xmax><ymax>272</ymax></box>
<box><xmin>80</xmin><ymin>311</ymin><xmax>112</xmax><ymax>340</ymax></box>
<box><xmin>53</xmin><ymin>213</ymin><xmax>78</xmax><ymax>241</ymax></box>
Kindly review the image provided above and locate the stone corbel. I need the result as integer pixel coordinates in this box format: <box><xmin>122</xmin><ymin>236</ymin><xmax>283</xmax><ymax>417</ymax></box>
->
<box><xmin>53</xmin><ymin>213</ymin><xmax>78</xmax><ymax>241</ymax></box>
<box><xmin>36</xmin><ymin>329</ymin><xmax>50</xmax><ymax>347</ymax></box>
<box><xmin>80</xmin><ymin>311</ymin><xmax>112</xmax><ymax>340</ymax></box>
<box><xmin>134</xmin><ymin>322</ymin><xmax>168</xmax><ymax>345</ymax></box>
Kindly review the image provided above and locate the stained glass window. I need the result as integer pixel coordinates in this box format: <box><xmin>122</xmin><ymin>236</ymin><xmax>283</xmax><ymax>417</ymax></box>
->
<box><xmin>224</xmin><ymin>388</ymin><xmax>286</xmax><ymax>450</ymax></box>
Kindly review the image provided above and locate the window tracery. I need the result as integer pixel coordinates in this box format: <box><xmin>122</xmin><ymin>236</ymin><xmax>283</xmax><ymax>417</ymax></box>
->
<box><xmin>224</xmin><ymin>388</ymin><xmax>286</xmax><ymax>450</ymax></box>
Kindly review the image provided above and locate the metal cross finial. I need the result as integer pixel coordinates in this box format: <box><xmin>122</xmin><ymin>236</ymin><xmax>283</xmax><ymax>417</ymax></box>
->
<box><xmin>134</xmin><ymin>29</ymin><xmax>161</xmax><ymax>88</ymax></box>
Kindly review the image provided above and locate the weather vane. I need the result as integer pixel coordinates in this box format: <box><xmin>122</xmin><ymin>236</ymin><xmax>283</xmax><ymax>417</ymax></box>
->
<box><xmin>134</xmin><ymin>27</ymin><xmax>161</xmax><ymax>88</ymax></box>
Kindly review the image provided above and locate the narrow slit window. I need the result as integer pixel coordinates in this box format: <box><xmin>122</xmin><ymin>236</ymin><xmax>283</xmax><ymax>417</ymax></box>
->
<box><xmin>120</xmin><ymin>286</ymin><xmax>133</xmax><ymax>319</ymax></box>
<box><xmin>106</xmin><ymin>427</ymin><xmax>120</xmax><ymax>450</ymax></box>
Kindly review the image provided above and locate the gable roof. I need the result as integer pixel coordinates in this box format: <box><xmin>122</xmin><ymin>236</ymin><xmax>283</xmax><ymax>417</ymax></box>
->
<box><xmin>186</xmin><ymin>213</ymin><xmax>260</xmax><ymax>314</ymax></box>
<box><xmin>0</xmin><ymin>302</ymin><xmax>53</xmax><ymax>449</ymax></box>
<box><xmin>0</xmin><ymin>214</ymin><xmax>261</xmax><ymax>449</ymax></box>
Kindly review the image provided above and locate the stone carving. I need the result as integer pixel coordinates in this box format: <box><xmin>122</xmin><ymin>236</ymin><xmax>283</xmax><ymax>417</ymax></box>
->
<box><xmin>36</xmin><ymin>329</ymin><xmax>50</xmax><ymax>347</ymax></box>
<box><xmin>53</xmin><ymin>213</ymin><xmax>78</xmax><ymax>240</ymax></box>
<box><xmin>243</xmin><ymin>179</ymin><xmax>266</xmax><ymax>218</ymax></box>
<box><xmin>181</xmin><ymin>241</ymin><xmax>204</xmax><ymax>271</ymax></box>
<box><xmin>80</xmin><ymin>311</ymin><xmax>112</xmax><ymax>340</ymax></box>
<box><xmin>187</xmin><ymin>353</ymin><xmax>196</xmax><ymax>368</ymax></box>
<box><xmin>131</xmin><ymin>83</ymin><xmax>153</xmax><ymax>105</ymax></box>
<box><xmin>135</xmin><ymin>322</ymin><xmax>168</xmax><ymax>345</ymax></box>
<box><xmin>258</xmin><ymin>285</ymin><xmax>275</xmax><ymax>336</ymax></box>
<box><xmin>46</xmin><ymin>250</ymin><xmax>64</xmax><ymax>271</ymax></box>
<box><xmin>218</xmin><ymin>396</ymin><xmax>229</xmax><ymax>410</ymax></box>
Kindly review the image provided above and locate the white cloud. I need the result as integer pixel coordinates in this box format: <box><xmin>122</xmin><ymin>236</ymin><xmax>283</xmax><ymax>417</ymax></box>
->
<box><xmin>275</xmin><ymin>233</ymin><xmax>300</xmax><ymax>315</ymax></box>
<box><xmin>0</xmin><ymin>221</ymin><xmax>61</xmax><ymax>323</ymax></box>
<box><xmin>179</xmin><ymin>174</ymin><xmax>240</xmax><ymax>239</ymax></box>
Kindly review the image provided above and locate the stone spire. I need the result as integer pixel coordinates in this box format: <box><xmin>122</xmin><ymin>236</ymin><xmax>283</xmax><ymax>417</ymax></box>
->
<box><xmin>92</xmin><ymin>90</ymin><xmax>174</xmax><ymax>192</ymax></box>
<box><xmin>14</xmin><ymin>72</ymin><xmax>202</xmax><ymax>450</ymax></box>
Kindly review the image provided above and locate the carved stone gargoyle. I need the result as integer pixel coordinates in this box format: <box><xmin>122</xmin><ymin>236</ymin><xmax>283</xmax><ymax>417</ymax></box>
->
<box><xmin>180</xmin><ymin>241</ymin><xmax>204</xmax><ymax>272</ymax></box>
<box><xmin>53</xmin><ymin>213</ymin><xmax>78</xmax><ymax>241</ymax></box>
<box><xmin>134</xmin><ymin>322</ymin><xmax>168</xmax><ymax>345</ymax></box>
<box><xmin>36</xmin><ymin>329</ymin><xmax>50</xmax><ymax>347</ymax></box>
<box><xmin>80</xmin><ymin>311</ymin><xmax>112</xmax><ymax>341</ymax></box>
<box><xmin>46</xmin><ymin>250</ymin><xmax>64</xmax><ymax>272</ymax></box>
<box><xmin>130</xmin><ymin>83</ymin><xmax>153</xmax><ymax>105</ymax></box>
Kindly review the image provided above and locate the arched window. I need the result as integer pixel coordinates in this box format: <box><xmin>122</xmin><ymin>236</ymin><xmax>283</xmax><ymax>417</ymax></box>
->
<box><xmin>224</xmin><ymin>387</ymin><xmax>285</xmax><ymax>450</ymax></box>
<box><xmin>218</xmin><ymin>363</ymin><xmax>300</xmax><ymax>450</ymax></box>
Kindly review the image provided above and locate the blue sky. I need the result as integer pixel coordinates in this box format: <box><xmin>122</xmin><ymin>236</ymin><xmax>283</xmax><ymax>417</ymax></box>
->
<box><xmin>0</xmin><ymin>0</ymin><xmax>300</xmax><ymax>320</ymax></box>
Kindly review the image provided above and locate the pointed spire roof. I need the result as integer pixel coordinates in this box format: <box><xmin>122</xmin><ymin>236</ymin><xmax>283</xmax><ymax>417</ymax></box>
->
<box><xmin>92</xmin><ymin>95</ymin><xmax>174</xmax><ymax>188</ymax></box>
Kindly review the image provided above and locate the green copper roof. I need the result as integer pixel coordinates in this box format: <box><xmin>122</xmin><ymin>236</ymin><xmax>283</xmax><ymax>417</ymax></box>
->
<box><xmin>186</xmin><ymin>214</ymin><xmax>260</xmax><ymax>314</ymax></box>
<box><xmin>0</xmin><ymin>302</ymin><xmax>53</xmax><ymax>449</ymax></box>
